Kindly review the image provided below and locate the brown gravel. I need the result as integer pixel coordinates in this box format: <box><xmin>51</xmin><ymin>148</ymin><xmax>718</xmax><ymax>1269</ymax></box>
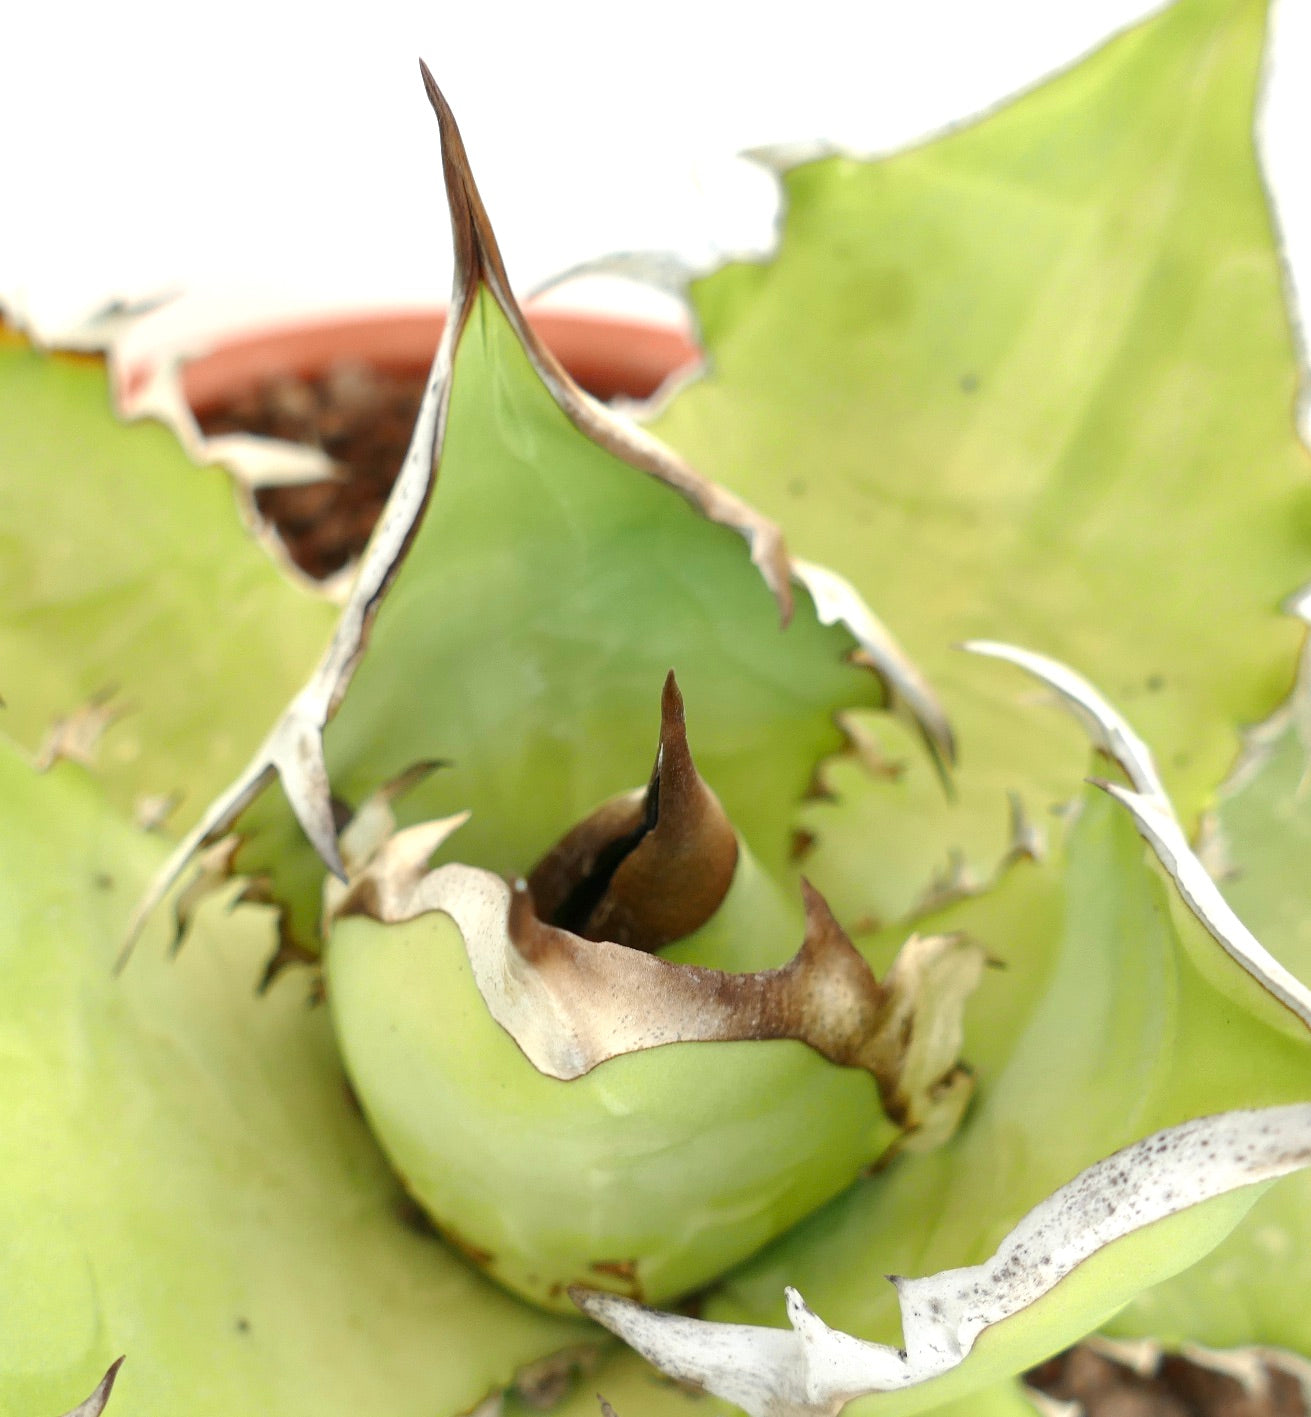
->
<box><xmin>197</xmin><ymin>361</ymin><xmax>426</xmax><ymax>579</ymax></box>
<box><xmin>1027</xmin><ymin>1344</ymin><xmax>1307</xmax><ymax>1417</ymax></box>
<box><xmin>193</xmin><ymin>363</ymin><xmax>1309</xmax><ymax>1417</ymax></box>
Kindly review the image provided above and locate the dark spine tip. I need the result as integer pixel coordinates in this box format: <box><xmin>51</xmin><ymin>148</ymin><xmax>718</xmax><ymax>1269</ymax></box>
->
<box><xmin>659</xmin><ymin>669</ymin><xmax>684</xmax><ymax>727</ymax></box>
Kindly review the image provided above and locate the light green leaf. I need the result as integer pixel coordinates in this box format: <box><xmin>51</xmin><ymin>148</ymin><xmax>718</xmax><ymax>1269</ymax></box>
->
<box><xmin>238</xmin><ymin>285</ymin><xmax>881</xmax><ymax>937</ymax></box>
<box><xmin>1103</xmin><ymin>1168</ymin><xmax>1311</xmax><ymax>1354</ymax></box>
<box><xmin>652</xmin><ymin>0</ymin><xmax>1311</xmax><ymax>927</ymax></box>
<box><xmin>0</xmin><ymin>322</ymin><xmax>335</xmax><ymax>826</ymax></box>
<box><xmin>0</xmin><ymin>737</ymin><xmax>587</xmax><ymax>1417</ymax></box>
<box><xmin>7</xmin><ymin>2</ymin><xmax>1310</xmax><ymax>1412</ymax></box>
<box><xmin>141</xmin><ymin>73</ymin><xmax>945</xmax><ymax>963</ymax></box>
<box><xmin>1207</xmin><ymin>644</ymin><xmax>1311</xmax><ymax>985</ymax></box>
<box><xmin>697</xmin><ymin>781</ymin><xmax>1308</xmax><ymax>1297</ymax></box>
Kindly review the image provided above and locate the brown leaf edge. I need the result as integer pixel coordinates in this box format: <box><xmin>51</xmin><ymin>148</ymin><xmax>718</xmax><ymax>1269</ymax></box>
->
<box><xmin>331</xmin><ymin>805</ymin><xmax>986</xmax><ymax>1150</ymax></box>
<box><xmin>121</xmin><ymin>69</ymin><xmax>951</xmax><ymax>968</ymax></box>
<box><xmin>57</xmin><ymin>1359</ymin><xmax>124</xmax><ymax>1417</ymax></box>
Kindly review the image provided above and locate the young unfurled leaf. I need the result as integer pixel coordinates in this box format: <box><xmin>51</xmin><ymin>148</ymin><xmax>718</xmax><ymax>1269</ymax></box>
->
<box><xmin>330</xmin><ymin>673</ymin><xmax>981</xmax><ymax>1094</ymax></box>
<box><xmin>523</xmin><ymin>672</ymin><xmax>740</xmax><ymax>953</ymax></box>
<box><xmin>324</xmin><ymin>673</ymin><xmax>983</xmax><ymax>1308</ymax></box>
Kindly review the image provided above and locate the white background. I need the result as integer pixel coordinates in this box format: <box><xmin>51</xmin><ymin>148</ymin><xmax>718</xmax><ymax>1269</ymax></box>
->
<box><xmin>3</xmin><ymin>0</ymin><xmax>1308</xmax><ymax>408</ymax></box>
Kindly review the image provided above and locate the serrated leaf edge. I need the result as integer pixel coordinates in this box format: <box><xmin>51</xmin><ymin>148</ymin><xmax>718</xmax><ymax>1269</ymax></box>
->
<box><xmin>123</xmin><ymin>70</ymin><xmax>952</xmax><ymax>963</ymax></box>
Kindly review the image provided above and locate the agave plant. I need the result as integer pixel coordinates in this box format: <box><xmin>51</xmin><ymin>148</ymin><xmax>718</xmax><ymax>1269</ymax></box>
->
<box><xmin>3</xmin><ymin>1</ymin><xmax>1311</xmax><ymax>1415</ymax></box>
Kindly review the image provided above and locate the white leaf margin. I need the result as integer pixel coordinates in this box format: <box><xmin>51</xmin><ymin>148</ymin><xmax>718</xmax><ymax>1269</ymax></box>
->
<box><xmin>964</xmin><ymin>640</ymin><xmax>1311</xmax><ymax>1032</ymax></box>
<box><xmin>575</xmin><ymin>643</ymin><xmax>1311</xmax><ymax>1415</ymax></box>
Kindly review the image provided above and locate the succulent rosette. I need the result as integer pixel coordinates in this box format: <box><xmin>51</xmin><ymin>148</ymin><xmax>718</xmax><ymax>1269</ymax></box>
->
<box><xmin>3</xmin><ymin>1</ymin><xmax>1311</xmax><ymax>1415</ymax></box>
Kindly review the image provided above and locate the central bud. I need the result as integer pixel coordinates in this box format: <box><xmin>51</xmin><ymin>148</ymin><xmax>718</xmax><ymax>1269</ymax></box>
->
<box><xmin>323</xmin><ymin>673</ymin><xmax>982</xmax><ymax>1312</ymax></box>
<box><xmin>526</xmin><ymin>672</ymin><xmax>738</xmax><ymax>952</ymax></box>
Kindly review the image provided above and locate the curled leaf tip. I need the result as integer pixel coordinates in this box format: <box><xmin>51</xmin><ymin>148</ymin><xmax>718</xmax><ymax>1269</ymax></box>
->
<box><xmin>57</xmin><ymin>1358</ymin><xmax>124</xmax><ymax>1417</ymax></box>
<box><xmin>967</xmin><ymin>639</ymin><xmax>1311</xmax><ymax>1030</ymax></box>
<box><xmin>963</xmin><ymin>640</ymin><xmax>1164</xmax><ymax>798</ymax></box>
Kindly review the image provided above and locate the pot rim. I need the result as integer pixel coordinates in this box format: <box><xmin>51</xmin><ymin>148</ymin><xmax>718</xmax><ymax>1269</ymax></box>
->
<box><xmin>176</xmin><ymin>306</ymin><xmax>702</xmax><ymax>414</ymax></box>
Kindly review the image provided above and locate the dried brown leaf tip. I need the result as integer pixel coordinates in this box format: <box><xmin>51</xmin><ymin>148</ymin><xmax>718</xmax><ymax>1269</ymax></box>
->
<box><xmin>56</xmin><ymin>1358</ymin><xmax>123</xmax><ymax>1417</ymax></box>
<box><xmin>526</xmin><ymin>671</ymin><xmax>738</xmax><ymax>953</ymax></box>
<box><xmin>418</xmin><ymin>62</ymin><xmax>796</xmax><ymax>619</ymax></box>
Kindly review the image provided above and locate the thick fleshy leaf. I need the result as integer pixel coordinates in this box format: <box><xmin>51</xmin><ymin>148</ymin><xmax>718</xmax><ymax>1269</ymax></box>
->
<box><xmin>1204</xmin><ymin>616</ymin><xmax>1311</xmax><ymax>985</ymax></box>
<box><xmin>133</xmin><ymin>72</ymin><xmax>948</xmax><ymax>960</ymax></box>
<box><xmin>1102</xmin><ymin>1166</ymin><xmax>1311</xmax><ymax>1357</ymax></box>
<box><xmin>325</xmin><ymin>881</ymin><xmax>904</xmax><ymax>1311</ymax></box>
<box><xmin>583</xmin><ymin>652</ymin><xmax>1311</xmax><ymax>1413</ymax></box>
<box><xmin>332</xmin><ymin>818</ymin><xmax>981</xmax><ymax>1094</ymax></box>
<box><xmin>576</xmin><ymin>1105</ymin><xmax>1311</xmax><ymax>1416</ymax></box>
<box><xmin>0</xmin><ymin>320</ymin><xmax>335</xmax><ymax>826</ymax></box>
<box><xmin>0</xmin><ymin>736</ymin><xmax>587</xmax><ymax>1417</ymax></box>
<box><xmin>650</xmin><ymin>0</ymin><xmax>1311</xmax><ymax>928</ymax></box>
<box><xmin>965</xmin><ymin>640</ymin><xmax>1311</xmax><ymax>1040</ymax></box>
<box><xmin>316</xmin><ymin>669</ymin><xmax>976</xmax><ymax>1312</ymax></box>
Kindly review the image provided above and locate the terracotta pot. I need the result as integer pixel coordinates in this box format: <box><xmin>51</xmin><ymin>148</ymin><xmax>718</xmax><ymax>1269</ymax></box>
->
<box><xmin>179</xmin><ymin>307</ymin><xmax>701</xmax><ymax>416</ymax></box>
<box><xmin>163</xmin><ymin>306</ymin><xmax>701</xmax><ymax>582</ymax></box>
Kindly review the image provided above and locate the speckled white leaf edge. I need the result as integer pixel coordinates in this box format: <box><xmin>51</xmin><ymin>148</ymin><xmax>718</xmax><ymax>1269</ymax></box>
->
<box><xmin>575</xmin><ymin>1105</ymin><xmax>1311</xmax><ymax>1417</ymax></box>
